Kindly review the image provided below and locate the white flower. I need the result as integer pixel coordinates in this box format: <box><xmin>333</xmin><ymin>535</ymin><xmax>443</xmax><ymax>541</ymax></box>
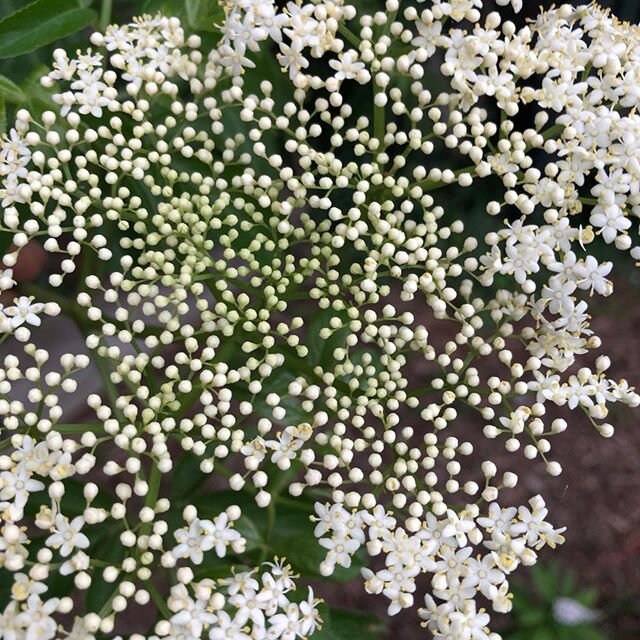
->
<box><xmin>15</xmin><ymin>595</ymin><xmax>59</xmax><ymax>640</ymax></box>
<box><xmin>2</xmin><ymin>2</ymin><xmax>639</xmax><ymax>637</ymax></box>
<box><xmin>202</xmin><ymin>512</ymin><xmax>244</xmax><ymax>558</ymax></box>
<box><xmin>171</xmin><ymin>518</ymin><xmax>215</xmax><ymax>565</ymax></box>
<box><xmin>0</xmin><ymin>269</ymin><xmax>15</xmax><ymax>291</ymax></box>
<box><xmin>449</xmin><ymin>600</ymin><xmax>491</xmax><ymax>640</ymax></box>
<box><xmin>208</xmin><ymin>610</ymin><xmax>251</xmax><ymax>640</ymax></box>
<box><xmin>0</xmin><ymin>465</ymin><xmax>44</xmax><ymax>513</ymax></box>
<box><xmin>267</xmin><ymin>602</ymin><xmax>304</xmax><ymax>639</ymax></box>
<box><xmin>45</xmin><ymin>514</ymin><xmax>90</xmax><ymax>557</ymax></box>
<box><xmin>360</xmin><ymin>505</ymin><xmax>396</xmax><ymax>540</ymax></box>
<box><xmin>462</xmin><ymin>555</ymin><xmax>505</xmax><ymax>599</ymax></box>
<box><xmin>477</xmin><ymin>504</ymin><xmax>520</xmax><ymax>538</ymax></box>
<box><xmin>541</xmin><ymin>278</ymin><xmax>576</xmax><ymax>315</ymax></box>
<box><xmin>318</xmin><ymin>533</ymin><xmax>360</xmax><ymax>568</ymax></box>
<box><xmin>59</xmin><ymin>550</ymin><xmax>90</xmax><ymax>575</ymax></box>
<box><xmin>298</xmin><ymin>587</ymin><xmax>322</xmax><ymax>636</ymax></box>
<box><xmin>10</xmin><ymin>574</ymin><xmax>47</xmax><ymax>602</ymax></box>
<box><xmin>5</xmin><ymin>297</ymin><xmax>44</xmax><ymax>328</ymax></box>
<box><xmin>169</xmin><ymin>595</ymin><xmax>217</xmax><ymax>638</ymax></box>
<box><xmin>573</xmin><ymin>256</ymin><xmax>613</xmax><ymax>295</ymax></box>
<box><xmin>329</xmin><ymin>51</ymin><xmax>368</xmax><ymax>82</ymax></box>
<box><xmin>590</xmin><ymin>203</ymin><xmax>631</xmax><ymax>243</ymax></box>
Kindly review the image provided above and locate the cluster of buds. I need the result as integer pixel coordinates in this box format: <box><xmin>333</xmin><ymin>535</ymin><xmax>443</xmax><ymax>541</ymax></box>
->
<box><xmin>0</xmin><ymin>0</ymin><xmax>638</xmax><ymax>637</ymax></box>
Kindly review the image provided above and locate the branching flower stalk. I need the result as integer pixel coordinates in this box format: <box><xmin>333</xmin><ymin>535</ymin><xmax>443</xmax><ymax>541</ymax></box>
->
<box><xmin>0</xmin><ymin>1</ymin><xmax>639</xmax><ymax>639</ymax></box>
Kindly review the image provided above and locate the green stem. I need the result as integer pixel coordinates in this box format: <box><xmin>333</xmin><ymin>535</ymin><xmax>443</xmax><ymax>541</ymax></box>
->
<box><xmin>97</xmin><ymin>585</ymin><xmax>121</xmax><ymax>619</ymax></box>
<box><xmin>373</xmin><ymin>101</ymin><xmax>385</xmax><ymax>145</ymax></box>
<box><xmin>0</xmin><ymin>98</ymin><xmax>6</xmax><ymax>136</ymax></box>
<box><xmin>260</xmin><ymin>500</ymin><xmax>276</xmax><ymax>564</ymax></box>
<box><xmin>337</xmin><ymin>23</ymin><xmax>360</xmax><ymax>48</ymax></box>
<box><xmin>412</xmin><ymin>165</ymin><xmax>478</xmax><ymax>192</ymax></box>
<box><xmin>52</xmin><ymin>423</ymin><xmax>103</xmax><ymax>434</ymax></box>
<box><xmin>144</xmin><ymin>580</ymin><xmax>172</xmax><ymax>619</ymax></box>
<box><xmin>99</xmin><ymin>0</ymin><xmax>113</xmax><ymax>31</ymax></box>
<box><xmin>539</xmin><ymin>123</ymin><xmax>564</xmax><ymax>141</ymax></box>
<box><xmin>141</xmin><ymin>461</ymin><xmax>162</xmax><ymax>537</ymax></box>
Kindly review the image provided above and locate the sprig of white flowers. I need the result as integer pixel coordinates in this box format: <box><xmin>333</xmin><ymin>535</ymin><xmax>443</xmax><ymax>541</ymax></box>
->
<box><xmin>0</xmin><ymin>0</ymin><xmax>639</xmax><ymax>638</ymax></box>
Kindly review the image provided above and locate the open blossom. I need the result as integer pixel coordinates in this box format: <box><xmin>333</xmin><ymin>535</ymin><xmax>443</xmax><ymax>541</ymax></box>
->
<box><xmin>0</xmin><ymin>466</ymin><xmax>44</xmax><ymax>515</ymax></box>
<box><xmin>329</xmin><ymin>50</ymin><xmax>369</xmax><ymax>82</ymax></box>
<box><xmin>165</xmin><ymin>561</ymin><xmax>322</xmax><ymax>640</ymax></box>
<box><xmin>171</xmin><ymin>510</ymin><xmax>244</xmax><ymax>564</ymax></box>
<box><xmin>45</xmin><ymin>514</ymin><xmax>90</xmax><ymax>557</ymax></box>
<box><xmin>5</xmin><ymin>297</ymin><xmax>45</xmax><ymax>328</ymax></box>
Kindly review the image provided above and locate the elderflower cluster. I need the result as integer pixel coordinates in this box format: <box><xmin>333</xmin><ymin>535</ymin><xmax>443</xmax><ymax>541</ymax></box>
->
<box><xmin>159</xmin><ymin>559</ymin><xmax>322</xmax><ymax>640</ymax></box>
<box><xmin>313</xmin><ymin>494</ymin><xmax>564</xmax><ymax>630</ymax></box>
<box><xmin>0</xmin><ymin>1</ymin><xmax>639</xmax><ymax>638</ymax></box>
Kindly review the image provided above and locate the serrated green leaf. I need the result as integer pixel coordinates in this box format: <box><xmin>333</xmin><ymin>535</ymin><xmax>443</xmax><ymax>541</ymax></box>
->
<box><xmin>0</xmin><ymin>0</ymin><xmax>97</xmax><ymax>59</ymax></box>
<box><xmin>0</xmin><ymin>73</ymin><xmax>25</xmax><ymax>104</ymax></box>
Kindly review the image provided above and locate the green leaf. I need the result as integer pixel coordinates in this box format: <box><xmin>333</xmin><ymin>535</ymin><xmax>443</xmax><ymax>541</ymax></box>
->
<box><xmin>330</xmin><ymin>608</ymin><xmax>387</xmax><ymax>639</ymax></box>
<box><xmin>185</xmin><ymin>0</ymin><xmax>203</xmax><ymax>25</ymax></box>
<box><xmin>0</xmin><ymin>99</ymin><xmax>5</xmax><ymax>136</ymax></box>
<box><xmin>0</xmin><ymin>73</ymin><xmax>25</xmax><ymax>104</ymax></box>
<box><xmin>19</xmin><ymin>64</ymin><xmax>55</xmax><ymax>113</ymax></box>
<box><xmin>519</xmin><ymin>607</ymin><xmax>547</xmax><ymax>627</ymax></box>
<box><xmin>185</xmin><ymin>0</ymin><xmax>225</xmax><ymax>31</ymax></box>
<box><xmin>194</xmin><ymin>561</ymin><xmax>251</xmax><ymax>581</ymax></box>
<box><xmin>235</xmin><ymin>513</ymin><xmax>263</xmax><ymax>553</ymax></box>
<box><xmin>85</xmin><ymin>543</ymin><xmax>125</xmax><ymax>612</ymax></box>
<box><xmin>577</xmin><ymin>587</ymin><xmax>599</xmax><ymax>607</ymax></box>
<box><xmin>575</xmin><ymin>627</ymin><xmax>608</xmax><ymax>640</ymax></box>
<box><xmin>305</xmin><ymin>308</ymin><xmax>349</xmax><ymax>368</ymax></box>
<box><xmin>313</xmin><ymin>607</ymin><xmax>386</xmax><ymax>640</ymax></box>
<box><xmin>532</xmin><ymin>629</ymin><xmax>555</xmax><ymax>640</ymax></box>
<box><xmin>141</xmin><ymin>0</ymin><xmax>187</xmax><ymax>18</ymax></box>
<box><xmin>0</xmin><ymin>0</ymin><xmax>97</xmax><ymax>59</ymax></box>
<box><xmin>170</xmin><ymin>451</ymin><xmax>205</xmax><ymax>500</ymax></box>
<box><xmin>270</xmin><ymin>508</ymin><xmax>364</xmax><ymax>582</ymax></box>
<box><xmin>531</xmin><ymin>564</ymin><xmax>559</xmax><ymax>602</ymax></box>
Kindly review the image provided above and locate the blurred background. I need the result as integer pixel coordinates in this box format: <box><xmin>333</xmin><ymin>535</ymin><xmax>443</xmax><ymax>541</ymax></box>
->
<box><xmin>0</xmin><ymin>0</ymin><xmax>638</xmax><ymax>638</ymax></box>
